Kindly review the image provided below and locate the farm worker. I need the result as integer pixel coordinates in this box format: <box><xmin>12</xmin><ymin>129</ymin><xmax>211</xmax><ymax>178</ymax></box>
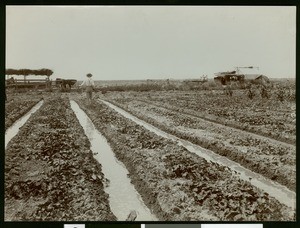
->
<box><xmin>80</xmin><ymin>73</ymin><xmax>95</xmax><ymax>104</ymax></box>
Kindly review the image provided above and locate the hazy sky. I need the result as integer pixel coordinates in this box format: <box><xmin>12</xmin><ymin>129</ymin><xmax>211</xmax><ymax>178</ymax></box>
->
<box><xmin>6</xmin><ymin>6</ymin><xmax>296</xmax><ymax>81</ymax></box>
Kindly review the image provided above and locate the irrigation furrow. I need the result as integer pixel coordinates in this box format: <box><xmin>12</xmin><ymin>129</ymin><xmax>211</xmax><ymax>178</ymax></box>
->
<box><xmin>100</xmin><ymin>99</ymin><xmax>295</xmax><ymax>210</ymax></box>
<box><xmin>5</xmin><ymin>100</ymin><xmax>44</xmax><ymax>149</ymax></box>
<box><xmin>5</xmin><ymin>96</ymin><xmax>116</xmax><ymax>221</ymax></box>
<box><xmin>71</xmin><ymin>96</ymin><xmax>293</xmax><ymax>221</ymax></box>
<box><xmin>126</xmin><ymin>90</ymin><xmax>295</xmax><ymax>145</ymax></box>
<box><xmin>136</xmin><ymin>99</ymin><xmax>295</xmax><ymax>148</ymax></box>
<box><xmin>103</xmin><ymin>98</ymin><xmax>295</xmax><ymax>192</ymax></box>
<box><xmin>70</xmin><ymin>100</ymin><xmax>157</xmax><ymax>221</ymax></box>
<box><xmin>5</xmin><ymin>95</ymin><xmax>43</xmax><ymax>131</ymax></box>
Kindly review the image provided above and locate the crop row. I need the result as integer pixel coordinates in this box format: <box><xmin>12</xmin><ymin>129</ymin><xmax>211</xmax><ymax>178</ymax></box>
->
<box><xmin>5</xmin><ymin>95</ymin><xmax>116</xmax><ymax>221</ymax></box>
<box><xmin>105</xmin><ymin>91</ymin><xmax>295</xmax><ymax>144</ymax></box>
<box><xmin>5</xmin><ymin>94</ymin><xmax>43</xmax><ymax>130</ymax></box>
<box><xmin>103</xmin><ymin>97</ymin><xmax>295</xmax><ymax>192</ymax></box>
<box><xmin>73</xmin><ymin>94</ymin><xmax>294</xmax><ymax>221</ymax></box>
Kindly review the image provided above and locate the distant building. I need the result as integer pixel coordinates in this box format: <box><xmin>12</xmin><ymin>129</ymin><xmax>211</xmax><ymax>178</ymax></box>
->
<box><xmin>214</xmin><ymin>72</ymin><xmax>244</xmax><ymax>85</ymax></box>
<box><xmin>213</xmin><ymin>66</ymin><xmax>269</xmax><ymax>86</ymax></box>
<box><xmin>214</xmin><ymin>72</ymin><xmax>269</xmax><ymax>86</ymax></box>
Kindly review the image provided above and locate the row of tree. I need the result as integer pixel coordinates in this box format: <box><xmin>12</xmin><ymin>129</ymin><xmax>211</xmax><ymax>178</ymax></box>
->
<box><xmin>5</xmin><ymin>68</ymin><xmax>53</xmax><ymax>77</ymax></box>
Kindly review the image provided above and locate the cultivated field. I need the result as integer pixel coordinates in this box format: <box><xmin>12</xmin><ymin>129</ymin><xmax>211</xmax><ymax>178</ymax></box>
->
<box><xmin>103</xmin><ymin>89</ymin><xmax>296</xmax><ymax>191</ymax></box>
<box><xmin>5</xmin><ymin>80</ymin><xmax>296</xmax><ymax>221</ymax></box>
<box><xmin>5</xmin><ymin>92</ymin><xmax>43</xmax><ymax>130</ymax></box>
<box><xmin>5</xmin><ymin>94</ymin><xmax>116</xmax><ymax>221</ymax></box>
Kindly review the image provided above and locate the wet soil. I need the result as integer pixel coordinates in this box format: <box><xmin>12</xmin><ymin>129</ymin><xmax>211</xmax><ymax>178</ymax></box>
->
<box><xmin>72</xmin><ymin>94</ymin><xmax>294</xmax><ymax>221</ymax></box>
<box><xmin>5</xmin><ymin>91</ymin><xmax>295</xmax><ymax>221</ymax></box>
<box><xmin>70</xmin><ymin>100</ymin><xmax>157</xmax><ymax>221</ymax></box>
<box><xmin>5</xmin><ymin>94</ymin><xmax>116</xmax><ymax>221</ymax></box>
<box><xmin>5</xmin><ymin>93</ymin><xmax>43</xmax><ymax>130</ymax></box>
<box><xmin>101</xmin><ymin>99</ymin><xmax>295</xmax><ymax>210</ymax></box>
<box><xmin>104</xmin><ymin>91</ymin><xmax>295</xmax><ymax>144</ymax></box>
<box><xmin>103</xmin><ymin>95</ymin><xmax>295</xmax><ymax>192</ymax></box>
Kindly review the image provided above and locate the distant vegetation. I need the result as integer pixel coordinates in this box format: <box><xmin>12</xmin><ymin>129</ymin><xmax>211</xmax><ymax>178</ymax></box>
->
<box><xmin>90</xmin><ymin>78</ymin><xmax>295</xmax><ymax>102</ymax></box>
<box><xmin>92</xmin><ymin>79</ymin><xmax>218</xmax><ymax>92</ymax></box>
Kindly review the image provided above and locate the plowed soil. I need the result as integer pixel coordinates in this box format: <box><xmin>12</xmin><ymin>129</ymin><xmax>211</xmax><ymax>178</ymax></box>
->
<box><xmin>5</xmin><ymin>91</ymin><xmax>295</xmax><ymax>221</ymax></box>
<box><xmin>102</xmin><ymin>92</ymin><xmax>295</xmax><ymax>192</ymax></box>
<box><xmin>71</xmin><ymin>93</ymin><xmax>294</xmax><ymax>221</ymax></box>
<box><xmin>5</xmin><ymin>93</ymin><xmax>43</xmax><ymax>130</ymax></box>
<box><xmin>5</xmin><ymin>94</ymin><xmax>116</xmax><ymax>221</ymax></box>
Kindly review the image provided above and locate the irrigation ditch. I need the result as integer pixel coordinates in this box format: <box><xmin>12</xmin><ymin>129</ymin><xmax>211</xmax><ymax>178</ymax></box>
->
<box><xmin>5</xmin><ymin>95</ymin><xmax>116</xmax><ymax>221</ymax></box>
<box><xmin>5</xmin><ymin>92</ymin><xmax>296</xmax><ymax>221</ymax></box>
<box><xmin>5</xmin><ymin>99</ymin><xmax>44</xmax><ymax>149</ymax></box>
<box><xmin>70</xmin><ymin>100</ymin><xmax>157</xmax><ymax>221</ymax></box>
<box><xmin>71</xmin><ymin>94</ymin><xmax>295</xmax><ymax>221</ymax></box>
<box><xmin>100</xmin><ymin>99</ymin><xmax>295</xmax><ymax>210</ymax></box>
<box><xmin>102</xmin><ymin>96</ymin><xmax>295</xmax><ymax>192</ymax></box>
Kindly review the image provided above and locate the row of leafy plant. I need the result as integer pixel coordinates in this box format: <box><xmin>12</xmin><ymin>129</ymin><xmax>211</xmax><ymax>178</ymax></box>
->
<box><xmin>109</xmin><ymin>90</ymin><xmax>295</xmax><ymax>144</ymax></box>
<box><xmin>73</xmin><ymin>95</ymin><xmax>294</xmax><ymax>221</ymax></box>
<box><xmin>104</xmin><ymin>98</ymin><xmax>295</xmax><ymax>192</ymax></box>
<box><xmin>5</xmin><ymin>94</ymin><xmax>43</xmax><ymax>130</ymax></box>
<box><xmin>5</xmin><ymin>95</ymin><xmax>116</xmax><ymax>221</ymax></box>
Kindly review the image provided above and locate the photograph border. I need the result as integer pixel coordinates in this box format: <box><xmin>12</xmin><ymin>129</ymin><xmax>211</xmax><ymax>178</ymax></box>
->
<box><xmin>1</xmin><ymin>1</ymin><xmax>299</xmax><ymax>228</ymax></box>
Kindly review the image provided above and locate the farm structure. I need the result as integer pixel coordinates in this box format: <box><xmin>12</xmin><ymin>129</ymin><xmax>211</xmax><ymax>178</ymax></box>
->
<box><xmin>5</xmin><ymin>79</ymin><xmax>296</xmax><ymax>221</ymax></box>
<box><xmin>5</xmin><ymin>68</ymin><xmax>53</xmax><ymax>89</ymax></box>
<box><xmin>6</xmin><ymin>75</ymin><xmax>52</xmax><ymax>89</ymax></box>
<box><xmin>214</xmin><ymin>73</ymin><xmax>270</xmax><ymax>86</ymax></box>
<box><xmin>214</xmin><ymin>66</ymin><xmax>270</xmax><ymax>86</ymax></box>
<box><xmin>5</xmin><ymin>68</ymin><xmax>77</xmax><ymax>91</ymax></box>
<box><xmin>214</xmin><ymin>72</ymin><xmax>244</xmax><ymax>85</ymax></box>
<box><xmin>6</xmin><ymin>76</ymin><xmax>77</xmax><ymax>91</ymax></box>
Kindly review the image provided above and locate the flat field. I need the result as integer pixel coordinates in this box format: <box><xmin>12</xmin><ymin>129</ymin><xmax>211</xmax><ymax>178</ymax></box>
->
<box><xmin>103</xmin><ymin>89</ymin><xmax>295</xmax><ymax>191</ymax></box>
<box><xmin>5</xmin><ymin>81</ymin><xmax>296</xmax><ymax>221</ymax></box>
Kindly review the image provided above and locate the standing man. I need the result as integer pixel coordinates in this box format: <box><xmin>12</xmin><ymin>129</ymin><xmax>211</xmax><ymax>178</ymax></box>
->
<box><xmin>80</xmin><ymin>73</ymin><xmax>95</xmax><ymax>104</ymax></box>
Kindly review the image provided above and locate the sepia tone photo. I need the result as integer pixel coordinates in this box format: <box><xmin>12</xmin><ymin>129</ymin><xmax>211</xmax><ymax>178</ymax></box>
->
<box><xmin>5</xmin><ymin>6</ymin><xmax>296</xmax><ymax>222</ymax></box>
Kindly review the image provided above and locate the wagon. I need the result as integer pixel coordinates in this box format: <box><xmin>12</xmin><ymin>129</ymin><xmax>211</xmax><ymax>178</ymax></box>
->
<box><xmin>5</xmin><ymin>75</ymin><xmax>52</xmax><ymax>90</ymax></box>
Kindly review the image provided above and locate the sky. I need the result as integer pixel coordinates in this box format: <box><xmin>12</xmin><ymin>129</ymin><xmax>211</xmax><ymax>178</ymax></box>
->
<box><xmin>6</xmin><ymin>6</ymin><xmax>296</xmax><ymax>81</ymax></box>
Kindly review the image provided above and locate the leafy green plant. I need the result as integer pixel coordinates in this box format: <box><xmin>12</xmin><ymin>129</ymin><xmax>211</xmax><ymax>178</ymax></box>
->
<box><xmin>247</xmin><ymin>87</ymin><xmax>255</xmax><ymax>99</ymax></box>
<box><xmin>260</xmin><ymin>86</ymin><xmax>270</xmax><ymax>99</ymax></box>
<box><xmin>275</xmin><ymin>86</ymin><xmax>286</xmax><ymax>102</ymax></box>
